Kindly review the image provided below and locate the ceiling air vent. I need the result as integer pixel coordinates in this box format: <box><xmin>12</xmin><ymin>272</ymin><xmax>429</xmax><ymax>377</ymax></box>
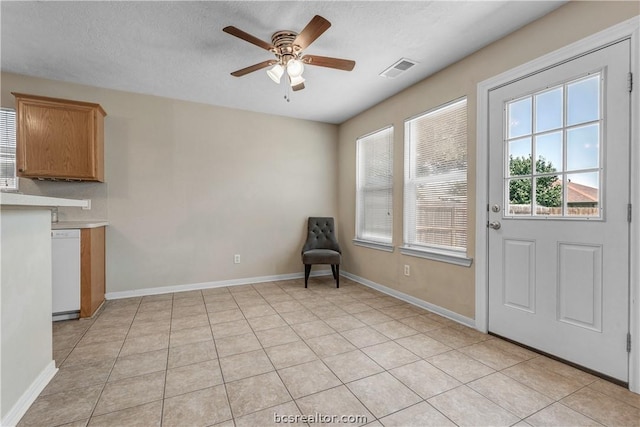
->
<box><xmin>379</xmin><ymin>58</ymin><xmax>417</xmax><ymax>79</ymax></box>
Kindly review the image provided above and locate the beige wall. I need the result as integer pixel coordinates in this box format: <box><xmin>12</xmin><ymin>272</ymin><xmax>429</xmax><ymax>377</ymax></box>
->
<box><xmin>1</xmin><ymin>73</ymin><xmax>338</xmax><ymax>293</ymax></box>
<box><xmin>1</xmin><ymin>1</ymin><xmax>637</xmax><ymax>307</ymax></box>
<box><xmin>337</xmin><ymin>1</ymin><xmax>639</xmax><ymax>318</ymax></box>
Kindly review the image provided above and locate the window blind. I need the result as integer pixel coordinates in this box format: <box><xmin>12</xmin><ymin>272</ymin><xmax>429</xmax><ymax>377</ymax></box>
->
<box><xmin>0</xmin><ymin>108</ymin><xmax>17</xmax><ymax>190</ymax></box>
<box><xmin>356</xmin><ymin>126</ymin><xmax>393</xmax><ymax>244</ymax></box>
<box><xmin>404</xmin><ymin>98</ymin><xmax>467</xmax><ymax>253</ymax></box>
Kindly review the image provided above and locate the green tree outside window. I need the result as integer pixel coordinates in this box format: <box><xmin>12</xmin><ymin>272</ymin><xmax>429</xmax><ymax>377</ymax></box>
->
<box><xmin>509</xmin><ymin>155</ymin><xmax>562</xmax><ymax>207</ymax></box>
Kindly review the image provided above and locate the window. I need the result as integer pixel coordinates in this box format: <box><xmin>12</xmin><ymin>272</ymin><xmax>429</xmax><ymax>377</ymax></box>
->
<box><xmin>402</xmin><ymin>98</ymin><xmax>471</xmax><ymax>266</ymax></box>
<box><xmin>0</xmin><ymin>108</ymin><xmax>17</xmax><ymax>191</ymax></box>
<box><xmin>355</xmin><ymin>126</ymin><xmax>393</xmax><ymax>250</ymax></box>
<box><xmin>506</xmin><ymin>74</ymin><xmax>602</xmax><ymax>218</ymax></box>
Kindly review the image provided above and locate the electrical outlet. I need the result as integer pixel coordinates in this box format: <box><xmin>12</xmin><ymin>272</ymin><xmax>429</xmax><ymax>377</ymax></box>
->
<box><xmin>404</xmin><ymin>265</ymin><xmax>410</xmax><ymax>276</ymax></box>
<box><xmin>82</xmin><ymin>199</ymin><xmax>91</xmax><ymax>210</ymax></box>
<box><xmin>234</xmin><ymin>254</ymin><xmax>241</xmax><ymax>264</ymax></box>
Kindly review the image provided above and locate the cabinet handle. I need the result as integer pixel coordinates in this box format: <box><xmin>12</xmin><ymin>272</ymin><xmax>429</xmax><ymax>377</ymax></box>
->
<box><xmin>18</xmin><ymin>168</ymin><xmax>24</xmax><ymax>172</ymax></box>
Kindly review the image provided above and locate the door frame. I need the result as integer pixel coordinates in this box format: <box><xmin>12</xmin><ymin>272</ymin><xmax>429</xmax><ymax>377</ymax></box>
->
<box><xmin>475</xmin><ymin>16</ymin><xmax>640</xmax><ymax>393</ymax></box>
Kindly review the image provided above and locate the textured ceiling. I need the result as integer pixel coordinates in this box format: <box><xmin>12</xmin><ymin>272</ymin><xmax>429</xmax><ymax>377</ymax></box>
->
<box><xmin>1</xmin><ymin>1</ymin><xmax>565</xmax><ymax>124</ymax></box>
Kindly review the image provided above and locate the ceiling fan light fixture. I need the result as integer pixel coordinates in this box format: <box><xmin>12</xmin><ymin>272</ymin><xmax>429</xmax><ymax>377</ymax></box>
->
<box><xmin>286</xmin><ymin>59</ymin><xmax>304</xmax><ymax>78</ymax></box>
<box><xmin>267</xmin><ymin>63</ymin><xmax>284</xmax><ymax>83</ymax></box>
<box><xmin>289</xmin><ymin>74</ymin><xmax>305</xmax><ymax>87</ymax></box>
<box><xmin>224</xmin><ymin>15</ymin><xmax>356</xmax><ymax>94</ymax></box>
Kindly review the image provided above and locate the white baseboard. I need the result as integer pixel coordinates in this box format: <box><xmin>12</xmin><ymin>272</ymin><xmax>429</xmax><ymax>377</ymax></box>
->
<box><xmin>105</xmin><ymin>269</ymin><xmax>474</xmax><ymax>329</ymax></box>
<box><xmin>341</xmin><ymin>271</ymin><xmax>475</xmax><ymax>328</ymax></box>
<box><xmin>105</xmin><ymin>270</ymin><xmax>332</xmax><ymax>300</ymax></box>
<box><xmin>1</xmin><ymin>361</ymin><xmax>57</xmax><ymax>427</ymax></box>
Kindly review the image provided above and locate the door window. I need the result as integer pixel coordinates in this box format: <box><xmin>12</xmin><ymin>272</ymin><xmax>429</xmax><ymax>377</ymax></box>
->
<box><xmin>505</xmin><ymin>74</ymin><xmax>602</xmax><ymax>218</ymax></box>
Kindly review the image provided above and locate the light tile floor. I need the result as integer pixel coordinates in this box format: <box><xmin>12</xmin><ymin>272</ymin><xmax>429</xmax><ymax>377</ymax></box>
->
<box><xmin>18</xmin><ymin>277</ymin><xmax>640</xmax><ymax>427</ymax></box>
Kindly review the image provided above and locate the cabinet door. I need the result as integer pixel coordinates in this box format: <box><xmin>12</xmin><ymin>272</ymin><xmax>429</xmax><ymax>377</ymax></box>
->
<box><xmin>14</xmin><ymin>93</ymin><xmax>105</xmax><ymax>181</ymax></box>
<box><xmin>80</xmin><ymin>227</ymin><xmax>105</xmax><ymax>318</ymax></box>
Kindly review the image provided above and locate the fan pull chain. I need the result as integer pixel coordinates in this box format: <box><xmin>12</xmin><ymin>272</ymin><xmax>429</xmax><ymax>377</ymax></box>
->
<box><xmin>284</xmin><ymin>79</ymin><xmax>291</xmax><ymax>102</ymax></box>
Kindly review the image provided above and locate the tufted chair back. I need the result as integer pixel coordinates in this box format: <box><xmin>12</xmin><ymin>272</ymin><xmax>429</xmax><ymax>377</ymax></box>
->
<box><xmin>302</xmin><ymin>217</ymin><xmax>341</xmax><ymax>254</ymax></box>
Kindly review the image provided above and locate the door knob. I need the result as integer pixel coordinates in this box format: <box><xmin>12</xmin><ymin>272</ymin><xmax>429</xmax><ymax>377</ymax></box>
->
<box><xmin>488</xmin><ymin>221</ymin><xmax>501</xmax><ymax>230</ymax></box>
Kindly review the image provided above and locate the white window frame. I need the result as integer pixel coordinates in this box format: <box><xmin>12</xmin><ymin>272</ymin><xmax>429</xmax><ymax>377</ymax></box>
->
<box><xmin>401</xmin><ymin>97</ymin><xmax>472</xmax><ymax>267</ymax></box>
<box><xmin>354</xmin><ymin>125</ymin><xmax>394</xmax><ymax>252</ymax></box>
<box><xmin>0</xmin><ymin>108</ymin><xmax>18</xmax><ymax>191</ymax></box>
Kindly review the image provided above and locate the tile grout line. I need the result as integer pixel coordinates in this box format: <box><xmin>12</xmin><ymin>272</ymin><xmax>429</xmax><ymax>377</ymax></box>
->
<box><xmin>204</xmin><ymin>288</ymin><xmax>237</xmax><ymax>425</ymax></box>
<box><xmin>249</xmin><ymin>283</ymin><xmax>307</xmax><ymax>424</ymax></box>
<box><xmin>230</xmin><ymin>282</ymin><xmax>304</xmax><ymax>422</ymax></box>
<box><xmin>84</xmin><ymin>297</ymin><xmax>142</xmax><ymax>424</ymax></box>
<box><xmin>212</xmin><ymin>279</ymin><xmax>367</xmax><ymax>422</ymax></box>
<box><xmin>170</xmin><ymin>280</ymin><xmax>476</xmax><ymax>420</ymax></box>
<box><xmin>251</xmin><ymin>280</ymin><xmax>375</xmax><ymax>424</ymax></box>
<box><xmin>156</xmin><ymin>292</ymin><xmax>177</xmax><ymax>427</ymax></box>
<box><xmin>277</xmin><ymin>281</ymin><xmax>388</xmax><ymax>425</ymax></box>
<box><xmin>42</xmin><ymin>278</ymin><xmax>638</xmax><ymax>427</ymax></box>
<box><xmin>560</xmin><ymin>383</ymin><xmax>637</xmax><ymax>426</ymax></box>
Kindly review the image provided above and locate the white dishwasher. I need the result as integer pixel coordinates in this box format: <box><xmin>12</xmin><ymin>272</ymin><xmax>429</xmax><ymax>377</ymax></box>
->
<box><xmin>52</xmin><ymin>229</ymin><xmax>81</xmax><ymax>321</ymax></box>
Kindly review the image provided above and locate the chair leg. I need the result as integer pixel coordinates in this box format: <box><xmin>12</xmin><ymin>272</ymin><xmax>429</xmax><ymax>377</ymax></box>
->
<box><xmin>331</xmin><ymin>264</ymin><xmax>337</xmax><ymax>280</ymax></box>
<box><xmin>304</xmin><ymin>264</ymin><xmax>311</xmax><ymax>288</ymax></box>
<box><xmin>335</xmin><ymin>265</ymin><xmax>340</xmax><ymax>288</ymax></box>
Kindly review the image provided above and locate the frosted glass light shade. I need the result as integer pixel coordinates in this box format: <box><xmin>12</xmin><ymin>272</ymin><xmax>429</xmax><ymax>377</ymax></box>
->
<box><xmin>286</xmin><ymin>59</ymin><xmax>304</xmax><ymax>78</ymax></box>
<box><xmin>290</xmin><ymin>75</ymin><xmax>305</xmax><ymax>87</ymax></box>
<box><xmin>267</xmin><ymin>64</ymin><xmax>284</xmax><ymax>83</ymax></box>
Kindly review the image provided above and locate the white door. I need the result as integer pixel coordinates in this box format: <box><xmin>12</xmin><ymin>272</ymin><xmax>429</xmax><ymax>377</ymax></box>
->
<box><xmin>488</xmin><ymin>40</ymin><xmax>631</xmax><ymax>381</ymax></box>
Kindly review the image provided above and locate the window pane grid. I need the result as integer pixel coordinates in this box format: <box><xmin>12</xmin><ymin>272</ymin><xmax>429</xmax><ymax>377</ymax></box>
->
<box><xmin>356</xmin><ymin>126</ymin><xmax>393</xmax><ymax>244</ymax></box>
<box><xmin>505</xmin><ymin>73</ymin><xmax>602</xmax><ymax>218</ymax></box>
<box><xmin>404</xmin><ymin>98</ymin><xmax>467</xmax><ymax>253</ymax></box>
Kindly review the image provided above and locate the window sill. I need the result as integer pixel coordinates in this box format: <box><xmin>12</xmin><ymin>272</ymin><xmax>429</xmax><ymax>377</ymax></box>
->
<box><xmin>353</xmin><ymin>239</ymin><xmax>394</xmax><ymax>253</ymax></box>
<box><xmin>400</xmin><ymin>246</ymin><xmax>473</xmax><ymax>267</ymax></box>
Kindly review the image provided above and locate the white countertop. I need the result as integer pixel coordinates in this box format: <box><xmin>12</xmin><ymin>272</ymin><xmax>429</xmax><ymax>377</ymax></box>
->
<box><xmin>0</xmin><ymin>193</ymin><xmax>89</xmax><ymax>208</ymax></box>
<box><xmin>51</xmin><ymin>221</ymin><xmax>109</xmax><ymax>229</ymax></box>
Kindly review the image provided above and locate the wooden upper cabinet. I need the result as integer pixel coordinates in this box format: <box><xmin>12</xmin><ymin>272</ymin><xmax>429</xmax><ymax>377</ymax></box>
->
<box><xmin>12</xmin><ymin>93</ymin><xmax>107</xmax><ymax>182</ymax></box>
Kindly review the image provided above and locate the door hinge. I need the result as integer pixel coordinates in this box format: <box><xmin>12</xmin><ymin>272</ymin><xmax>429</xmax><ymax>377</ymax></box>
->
<box><xmin>628</xmin><ymin>204</ymin><xmax>632</xmax><ymax>223</ymax></box>
<box><xmin>628</xmin><ymin>333</ymin><xmax>632</xmax><ymax>353</ymax></box>
<box><xmin>629</xmin><ymin>72</ymin><xmax>633</xmax><ymax>93</ymax></box>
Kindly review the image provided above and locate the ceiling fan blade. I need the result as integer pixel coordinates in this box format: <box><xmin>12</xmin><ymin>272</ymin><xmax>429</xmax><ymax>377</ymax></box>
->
<box><xmin>292</xmin><ymin>82</ymin><xmax>305</xmax><ymax>91</ymax></box>
<box><xmin>302</xmin><ymin>55</ymin><xmax>355</xmax><ymax>71</ymax></box>
<box><xmin>230</xmin><ymin>60</ymin><xmax>276</xmax><ymax>77</ymax></box>
<box><xmin>293</xmin><ymin>15</ymin><xmax>331</xmax><ymax>50</ymax></box>
<box><xmin>223</xmin><ymin>26</ymin><xmax>274</xmax><ymax>51</ymax></box>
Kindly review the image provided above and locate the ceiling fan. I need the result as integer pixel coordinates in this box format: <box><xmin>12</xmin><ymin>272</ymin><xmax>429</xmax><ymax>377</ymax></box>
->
<box><xmin>223</xmin><ymin>15</ymin><xmax>355</xmax><ymax>92</ymax></box>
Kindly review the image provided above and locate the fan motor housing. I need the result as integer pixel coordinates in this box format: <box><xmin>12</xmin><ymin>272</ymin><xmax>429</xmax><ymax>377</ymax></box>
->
<box><xmin>271</xmin><ymin>31</ymin><xmax>299</xmax><ymax>60</ymax></box>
